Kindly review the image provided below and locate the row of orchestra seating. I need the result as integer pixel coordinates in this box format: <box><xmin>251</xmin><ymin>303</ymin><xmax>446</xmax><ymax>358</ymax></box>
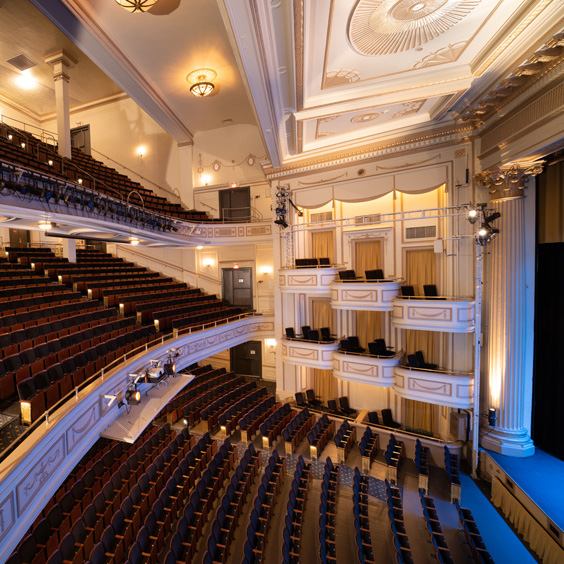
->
<box><xmin>239</xmin><ymin>396</ymin><xmax>279</xmax><ymax>443</ymax></box>
<box><xmin>455</xmin><ymin>500</ymin><xmax>494</xmax><ymax>564</ymax></box>
<box><xmin>307</xmin><ymin>414</ymin><xmax>334</xmax><ymax>461</ymax></box>
<box><xmin>386</xmin><ymin>480</ymin><xmax>414</xmax><ymax>564</ymax></box>
<box><xmin>359</xmin><ymin>426</ymin><xmax>379</xmax><ymax>472</ymax></box>
<box><xmin>243</xmin><ymin>449</ymin><xmax>285</xmax><ymax>563</ymax></box>
<box><xmin>219</xmin><ymin>387</ymin><xmax>272</xmax><ymax>437</ymax></box>
<box><xmin>201</xmin><ymin>381</ymin><xmax>258</xmax><ymax>432</ymax></box>
<box><xmin>319</xmin><ymin>458</ymin><xmax>339</xmax><ymax>564</ymax></box>
<box><xmin>260</xmin><ymin>403</ymin><xmax>294</xmax><ymax>448</ymax></box>
<box><xmin>353</xmin><ymin>468</ymin><xmax>375</xmax><ymax>564</ymax></box>
<box><xmin>202</xmin><ymin>444</ymin><xmax>261</xmax><ymax>563</ymax></box>
<box><xmin>385</xmin><ymin>434</ymin><xmax>405</xmax><ymax>484</ymax></box>
<box><xmin>281</xmin><ymin>455</ymin><xmax>312</xmax><ymax>564</ymax></box>
<box><xmin>282</xmin><ymin>408</ymin><xmax>315</xmax><ymax>455</ymax></box>
<box><xmin>334</xmin><ymin>419</ymin><xmax>356</xmax><ymax>463</ymax></box>
<box><xmin>415</xmin><ymin>438</ymin><xmax>430</xmax><ymax>492</ymax></box>
<box><xmin>419</xmin><ymin>488</ymin><xmax>455</xmax><ymax>564</ymax></box>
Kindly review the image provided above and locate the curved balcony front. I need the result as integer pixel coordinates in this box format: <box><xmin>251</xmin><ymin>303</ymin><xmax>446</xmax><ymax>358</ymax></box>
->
<box><xmin>281</xmin><ymin>337</ymin><xmax>339</xmax><ymax>369</ymax></box>
<box><xmin>333</xmin><ymin>350</ymin><xmax>403</xmax><ymax>387</ymax></box>
<box><xmin>391</xmin><ymin>297</ymin><xmax>475</xmax><ymax>332</ymax></box>
<box><xmin>279</xmin><ymin>268</ymin><xmax>342</xmax><ymax>296</ymax></box>
<box><xmin>394</xmin><ymin>365</ymin><xmax>474</xmax><ymax>409</ymax></box>
<box><xmin>330</xmin><ymin>280</ymin><xmax>403</xmax><ymax>311</ymax></box>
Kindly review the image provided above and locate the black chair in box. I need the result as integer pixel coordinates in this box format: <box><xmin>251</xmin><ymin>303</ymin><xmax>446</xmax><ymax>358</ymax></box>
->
<box><xmin>368</xmin><ymin>338</ymin><xmax>395</xmax><ymax>357</ymax></box>
<box><xmin>320</xmin><ymin>327</ymin><xmax>331</xmax><ymax>341</ymax></box>
<box><xmin>400</xmin><ymin>285</ymin><xmax>415</xmax><ymax>297</ymax></box>
<box><xmin>423</xmin><ymin>284</ymin><xmax>445</xmax><ymax>300</ymax></box>
<box><xmin>339</xmin><ymin>397</ymin><xmax>356</xmax><ymax>417</ymax></box>
<box><xmin>307</xmin><ymin>329</ymin><xmax>320</xmax><ymax>342</ymax></box>
<box><xmin>285</xmin><ymin>327</ymin><xmax>296</xmax><ymax>339</ymax></box>
<box><xmin>338</xmin><ymin>270</ymin><xmax>357</xmax><ymax>280</ymax></box>
<box><xmin>365</xmin><ymin>269</ymin><xmax>384</xmax><ymax>280</ymax></box>
<box><xmin>295</xmin><ymin>259</ymin><xmax>309</xmax><ymax>268</ymax></box>
<box><xmin>382</xmin><ymin>408</ymin><xmax>401</xmax><ymax>429</ymax></box>
<box><xmin>301</xmin><ymin>326</ymin><xmax>311</xmax><ymax>339</ymax></box>
<box><xmin>318</xmin><ymin>258</ymin><xmax>331</xmax><ymax>266</ymax></box>
<box><xmin>306</xmin><ymin>389</ymin><xmax>322</xmax><ymax>409</ymax></box>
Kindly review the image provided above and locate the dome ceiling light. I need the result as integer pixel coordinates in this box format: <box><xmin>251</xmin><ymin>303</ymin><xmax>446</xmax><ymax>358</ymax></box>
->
<box><xmin>115</xmin><ymin>0</ymin><xmax>159</xmax><ymax>13</ymax></box>
<box><xmin>186</xmin><ymin>68</ymin><xmax>217</xmax><ymax>97</ymax></box>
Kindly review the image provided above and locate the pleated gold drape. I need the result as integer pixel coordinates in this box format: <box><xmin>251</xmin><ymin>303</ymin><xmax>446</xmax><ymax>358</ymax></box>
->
<box><xmin>312</xmin><ymin>299</ymin><xmax>335</xmax><ymax>403</ymax></box>
<box><xmin>405</xmin><ymin>248</ymin><xmax>439</xmax><ymax>433</ymax></box>
<box><xmin>355</xmin><ymin>240</ymin><xmax>382</xmax><ymax>347</ymax></box>
<box><xmin>311</xmin><ymin>231</ymin><xmax>334</xmax><ymax>264</ymax></box>
<box><xmin>538</xmin><ymin>161</ymin><xmax>564</xmax><ymax>244</ymax></box>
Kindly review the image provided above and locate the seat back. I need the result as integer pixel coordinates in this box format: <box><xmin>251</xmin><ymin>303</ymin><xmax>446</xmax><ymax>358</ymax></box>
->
<box><xmin>338</xmin><ymin>269</ymin><xmax>356</xmax><ymax>280</ymax></box>
<box><xmin>365</xmin><ymin>269</ymin><xmax>384</xmax><ymax>280</ymax></box>
<box><xmin>285</xmin><ymin>327</ymin><xmax>295</xmax><ymax>339</ymax></box>
<box><xmin>400</xmin><ymin>285</ymin><xmax>415</xmax><ymax>297</ymax></box>
<box><xmin>423</xmin><ymin>284</ymin><xmax>438</xmax><ymax>297</ymax></box>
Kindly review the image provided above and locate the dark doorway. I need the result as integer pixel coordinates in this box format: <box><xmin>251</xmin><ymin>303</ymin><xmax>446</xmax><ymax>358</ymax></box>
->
<box><xmin>71</xmin><ymin>125</ymin><xmax>91</xmax><ymax>156</ymax></box>
<box><xmin>230</xmin><ymin>341</ymin><xmax>262</xmax><ymax>377</ymax></box>
<box><xmin>219</xmin><ymin>186</ymin><xmax>251</xmax><ymax>222</ymax></box>
<box><xmin>222</xmin><ymin>267</ymin><xmax>253</xmax><ymax>309</ymax></box>
<box><xmin>9</xmin><ymin>229</ymin><xmax>30</xmax><ymax>248</ymax></box>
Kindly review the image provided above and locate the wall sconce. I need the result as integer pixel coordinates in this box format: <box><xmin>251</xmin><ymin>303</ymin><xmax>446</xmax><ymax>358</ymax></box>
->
<box><xmin>259</xmin><ymin>266</ymin><xmax>273</xmax><ymax>276</ymax></box>
<box><xmin>136</xmin><ymin>145</ymin><xmax>147</xmax><ymax>158</ymax></box>
<box><xmin>201</xmin><ymin>173</ymin><xmax>211</xmax><ymax>186</ymax></box>
<box><xmin>38</xmin><ymin>221</ymin><xmax>52</xmax><ymax>230</ymax></box>
<box><xmin>266</xmin><ymin>339</ymin><xmax>277</xmax><ymax>349</ymax></box>
<box><xmin>129</xmin><ymin>236</ymin><xmax>139</xmax><ymax>246</ymax></box>
<box><xmin>196</xmin><ymin>246</ymin><xmax>204</xmax><ymax>250</ymax></box>
<box><xmin>202</xmin><ymin>258</ymin><xmax>215</xmax><ymax>268</ymax></box>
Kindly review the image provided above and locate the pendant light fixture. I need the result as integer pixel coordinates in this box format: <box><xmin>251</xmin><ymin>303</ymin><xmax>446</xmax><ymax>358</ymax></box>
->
<box><xmin>115</xmin><ymin>0</ymin><xmax>159</xmax><ymax>13</ymax></box>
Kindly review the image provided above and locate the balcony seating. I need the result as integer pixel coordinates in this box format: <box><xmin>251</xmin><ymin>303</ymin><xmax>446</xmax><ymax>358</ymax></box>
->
<box><xmin>307</xmin><ymin>414</ymin><xmax>334</xmax><ymax>461</ymax></box>
<box><xmin>0</xmin><ymin>125</ymin><xmax>210</xmax><ymax>222</ymax></box>
<box><xmin>367</xmin><ymin>411</ymin><xmax>379</xmax><ymax>425</ymax></box>
<box><xmin>419</xmin><ymin>489</ymin><xmax>455</xmax><ymax>564</ymax></box>
<box><xmin>382</xmin><ymin>408</ymin><xmax>401</xmax><ymax>429</ymax></box>
<box><xmin>367</xmin><ymin>338</ymin><xmax>395</xmax><ymax>357</ymax></box>
<box><xmin>259</xmin><ymin>403</ymin><xmax>294</xmax><ymax>448</ymax></box>
<box><xmin>320</xmin><ymin>327</ymin><xmax>332</xmax><ymax>341</ymax></box>
<box><xmin>364</xmin><ymin>269</ymin><xmax>386</xmax><ymax>280</ymax></box>
<box><xmin>327</xmin><ymin>399</ymin><xmax>340</xmax><ymax>415</ymax></box>
<box><xmin>305</xmin><ymin>388</ymin><xmax>323</xmax><ymax>408</ymax></box>
<box><xmin>242</xmin><ymin>449</ymin><xmax>286</xmax><ymax>564</ymax></box>
<box><xmin>281</xmin><ymin>455</ymin><xmax>311</xmax><ymax>564</ymax></box>
<box><xmin>294</xmin><ymin>258</ymin><xmax>331</xmax><ymax>268</ymax></box>
<box><xmin>285</xmin><ymin>326</ymin><xmax>331</xmax><ymax>342</ymax></box>
<box><xmin>295</xmin><ymin>391</ymin><xmax>307</xmax><ymax>407</ymax></box>
<box><xmin>285</xmin><ymin>327</ymin><xmax>296</xmax><ymax>339</ymax></box>
<box><xmin>282</xmin><ymin>408</ymin><xmax>316</xmax><ymax>455</ymax></box>
<box><xmin>301</xmin><ymin>325</ymin><xmax>311</xmax><ymax>339</ymax></box>
<box><xmin>385</xmin><ymin>434</ymin><xmax>404</xmax><ymax>484</ymax></box>
<box><xmin>444</xmin><ymin>446</ymin><xmax>461</xmax><ymax>503</ymax></box>
<box><xmin>407</xmin><ymin>350</ymin><xmax>438</xmax><ymax>370</ymax></box>
<box><xmin>455</xmin><ymin>500</ymin><xmax>494</xmax><ymax>564</ymax></box>
<box><xmin>353</xmin><ymin>468</ymin><xmax>375</xmax><ymax>564</ymax></box>
<box><xmin>319</xmin><ymin>458</ymin><xmax>339</xmax><ymax>564</ymax></box>
<box><xmin>201</xmin><ymin>444</ymin><xmax>261</xmax><ymax>564</ymax></box>
<box><xmin>386</xmin><ymin>480</ymin><xmax>414</xmax><ymax>564</ymax></box>
<box><xmin>334</xmin><ymin>420</ymin><xmax>356</xmax><ymax>463</ymax></box>
<box><xmin>339</xmin><ymin>396</ymin><xmax>356</xmax><ymax>417</ymax></box>
<box><xmin>339</xmin><ymin>336</ymin><xmax>365</xmax><ymax>354</ymax></box>
<box><xmin>415</xmin><ymin>439</ymin><xmax>430</xmax><ymax>493</ymax></box>
<box><xmin>359</xmin><ymin>427</ymin><xmax>378</xmax><ymax>472</ymax></box>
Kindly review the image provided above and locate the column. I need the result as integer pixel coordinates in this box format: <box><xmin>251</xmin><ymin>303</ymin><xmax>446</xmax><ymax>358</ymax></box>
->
<box><xmin>44</xmin><ymin>50</ymin><xmax>75</xmax><ymax>159</ymax></box>
<box><xmin>62</xmin><ymin>239</ymin><xmax>76</xmax><ymax>263</ymax></box>
<box><xmin>475</xmin><ymin>164</ymin><xmax>542</xmax><ymax>457</ymax></box>
<box><xmin>178</xmin><ymin>142</ymin><xmax>194</xmax><ymax>209</ymax></box>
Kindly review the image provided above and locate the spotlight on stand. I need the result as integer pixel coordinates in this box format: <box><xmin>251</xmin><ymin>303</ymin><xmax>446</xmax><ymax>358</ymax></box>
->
<box><xmin>467</xmin><ymin>208</ymin><xmax>478</xmax><ymax>224</ymax></box>
<box><xmin>144</xmin><ymin>359</ymin><xmax>163</xmax><ymax>383</ymax></box>
<box><xmin>125</xmin><ymin>386</ymin><xmax>141</xmax><ymax>405</ymax></box>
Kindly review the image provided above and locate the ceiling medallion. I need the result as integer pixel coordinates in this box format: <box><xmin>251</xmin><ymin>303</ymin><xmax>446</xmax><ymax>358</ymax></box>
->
<box><xmin>348</xmin><ymin>0</ymin><xmax>480</xmax><ymax>56</ymax></box>
<box><xmin>351</xmin><ymin>111</ymin><xmax>383</xmax><ymax>123</ymax></box>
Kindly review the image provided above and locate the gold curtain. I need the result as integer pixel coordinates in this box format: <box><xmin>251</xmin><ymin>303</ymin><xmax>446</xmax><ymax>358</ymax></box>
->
<box><xmin>311</xmin><ymin>231</ymin><xmax>334</xmax><ymax>264</ymax></box>
<box><xmin>404</xmin><ymin>247</ymin><xmax>439</xmax><ymax>434</ymax></box>
<box><xmin>312</xmin><ymin>299</ymin><xmax>333</xmax><ymax>332</ymax></box>
<box><xmin>355</xmin><ymin>240</ymin><xmax>383</xmax><ymax>347</ymax></box>
<box><xmin>404</xmin><ymin>399</ymin><xmax>436</xmax><ymax>434</ymax></box>
<box><xmin>406</xmin><ymin>247</ymin><xmax>436</xmax><ymax>295</ymax></box>
<box><xmin>538</xmin><ymin>161</ymin><xmax>564</xmax><ymax>244</ymax></box>
<box><xmin>313</xmin><ymin>369</ymin><xmax>335</xmax><ymax>404</ymax></box>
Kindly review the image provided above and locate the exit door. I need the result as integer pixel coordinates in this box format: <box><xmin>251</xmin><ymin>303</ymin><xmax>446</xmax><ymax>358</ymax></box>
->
<box><xmin>71</xmin><ymin>125</ymin><xmax>91</xmax><ymax>156</ymax></box>
<box><xmin>222</xmin><ymin>267</ymin><xmax>253</xmax><ymax>309</ymax></box>
<box><xmin>219</xmin><ymin>186</ymin><xmax>251</xmax><ymax>221</ymax></box>
<box><xmin>9</xmin><ymin>229</ymin><xmax>30</xmax><ymax>248</ymax></box>
<box><xmin>230</xmin><ymin>341</ymin><xmax>262</xmax><ymax>377</ymax></box>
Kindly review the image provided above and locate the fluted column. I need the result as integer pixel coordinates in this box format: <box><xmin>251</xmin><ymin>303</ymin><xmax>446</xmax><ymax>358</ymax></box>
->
<box><xmin>475</xmin><ymin>164</ymin><xmax>542</xmax><ymax>457</ymax></box>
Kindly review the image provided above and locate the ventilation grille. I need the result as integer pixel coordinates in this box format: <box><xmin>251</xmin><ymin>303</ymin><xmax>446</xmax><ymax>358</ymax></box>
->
<box><xmin>7</xmin><ymin>54</ymin><xmax>36</xmax><ymax>72</ymax></box>
<box><xmin>405</xmin><ymin>225</ymin><xmax>436</xmax><ymax>239</ymax></box>
<box><xmin>310</xmin><ymin>211</ymin><xmax>332</xmax><ymax>223</ymax></box>
<box><xmin>354</xmin><ymin>214</ymin><xmax>381</xmax><ymax>224</ymax></box>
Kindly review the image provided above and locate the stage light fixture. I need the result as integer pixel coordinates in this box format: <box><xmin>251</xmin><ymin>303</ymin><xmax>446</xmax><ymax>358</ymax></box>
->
<box><xmin>125</xmin><ymin>386</ymin><xmax>141</xmax><ymax>405</ymax></box>
<box><xmin>488</xmin><ymin>407</ymin><xmax>497</xmax><ymax>427</ymax></box>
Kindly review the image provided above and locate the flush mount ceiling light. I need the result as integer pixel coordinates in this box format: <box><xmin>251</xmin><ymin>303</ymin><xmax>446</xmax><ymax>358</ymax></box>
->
<box><xmin>115</xmin><ymin>0</ymin><xmax>159</xmax><ymax>12</ymax></box>
<box><xmin>186</xmin><ymin>68</ymin><xmax>216</xmax><ymax>97</ymax></box>
<box><xmin>38</xmin><ymin>220</ymin><xmax>52</xmax><ymax>230</ymax></box>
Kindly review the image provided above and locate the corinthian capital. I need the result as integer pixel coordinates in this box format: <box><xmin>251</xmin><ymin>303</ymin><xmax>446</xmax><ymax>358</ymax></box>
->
<box><xmin>474</xmin><ymin>163</ymin><xmax>544</xmax><ymax>200</ymax></box>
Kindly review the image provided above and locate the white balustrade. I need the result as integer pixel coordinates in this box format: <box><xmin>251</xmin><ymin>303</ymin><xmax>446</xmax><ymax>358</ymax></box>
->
<box><xmin>279</xmin><ymin>268</ymin><xmax>342</xmax><ymax>296</ymax></box>
<box><xmin>281</xmin><ymin>337</ymin><xmax>339</xmax><ymax>369</ymax></box>
<box><xmin>330</xmin><ymin>280</ymin><xmax>403</xmax><ymax>311</ymax></box>
<box><xmin>333</xmin><ymin>350</ymin><xmax>402</xmax><ymax>386</ymax></box>
<box><xmin>392</xmin><ymin>298</ymin><xmax>475</xmax><ymax>332</ymax></box>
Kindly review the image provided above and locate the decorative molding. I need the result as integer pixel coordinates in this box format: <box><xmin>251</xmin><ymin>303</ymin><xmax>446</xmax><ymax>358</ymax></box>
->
<box><xmin>474</xmin><ymin>163</ymin><xmax>543</xmax><ymax>199</ymax></box>
<box><xmin>348</xmin><ymin>0</ymin><xmax>479</xmax><ymax>56</ymax></box>
<box><xmin>66</xmin><ymin>405</ymin><xmax>98</xmax><ymax>454</ymax></box>
<box><xmin>459</xmin><ymin>32</ymin><xmax>564</xmax><ymax>126</ymax></box>
<box><xmin>414</xmin><ymin>41</ymin><xmax>468</xmax><ymax>68</ymax></box>
<box><xmin>0</xmin><ymin>493</ymin><xmax>15</xmax><ymax>543</ymax></box>
<box><xmin>392</xmin><ymin>298</ymin><xmax>475</xmax><ymax>332</ymax></box>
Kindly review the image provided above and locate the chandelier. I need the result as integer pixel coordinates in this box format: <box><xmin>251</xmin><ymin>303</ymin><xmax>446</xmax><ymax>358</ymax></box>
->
<box><xmin>115</xmin><ymin>0</ymin><xmax>159</xmax><ymax>13</ymax></box>
<box><xmin>186</xmin><ymin>68</ymin><xmax>217</xmax><ymax>98</ymax></box>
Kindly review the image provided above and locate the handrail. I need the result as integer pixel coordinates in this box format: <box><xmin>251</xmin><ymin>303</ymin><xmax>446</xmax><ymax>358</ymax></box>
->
<box><xmin>220</xmin><ymin>206</ymin><xmax>264</xmax><ymax>223</ymax></box>
<box><xmin>396</xmin><ymin>295</ymin><xmax>475</xmax><ymax>302</ymax></box>
<box><xmin>0</xmin><ymin>311</ymin><xmax>262</xmax><ymax>465</ymax></box>
<box><xmin>116</xmin><ymin>246</ymin><xmax>221</xmax><ymax>286</ymax></box>
<box><xmin>334</xmin><ymin>277</ymin><xmax>404</xmax><ymax>283</ymax></box>
<box><xmin>398</xmin><ymin>363</ymin><xmax>474</xmax><ymax>377</ymax></box>
<box><xmin>91</xmin><ymin>147</ymin><xmax>182</xmax><ymax>202</ymax></box>
<box><xmin>0</xmin><ymin>115</ymin><xmax>57</xmax><ymax>147</ymax></box>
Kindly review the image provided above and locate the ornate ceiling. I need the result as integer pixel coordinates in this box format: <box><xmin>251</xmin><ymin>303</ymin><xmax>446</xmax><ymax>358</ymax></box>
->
<box><xmin>224</xmin><ymin>0</ymin><xmax>564</xmax><ymax>168</ymax></box>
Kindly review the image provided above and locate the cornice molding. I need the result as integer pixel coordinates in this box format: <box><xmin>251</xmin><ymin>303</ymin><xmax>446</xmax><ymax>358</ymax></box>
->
<box><xmin>264</xmin><ymin>124</ymin><xmax>473</xmax><ymax>180</ymax></box>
